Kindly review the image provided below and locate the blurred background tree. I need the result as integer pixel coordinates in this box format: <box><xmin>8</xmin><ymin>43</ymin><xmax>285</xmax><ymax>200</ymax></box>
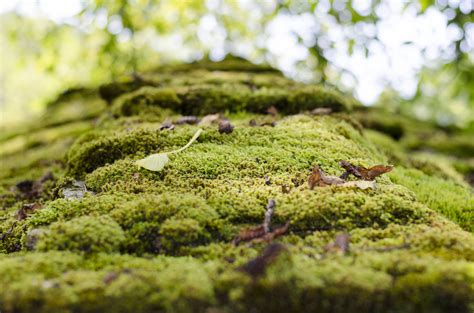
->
<box><xmin>0</xmin><ymin>0</ymin><xmax>472</xmax><ymax>127</ymax></box>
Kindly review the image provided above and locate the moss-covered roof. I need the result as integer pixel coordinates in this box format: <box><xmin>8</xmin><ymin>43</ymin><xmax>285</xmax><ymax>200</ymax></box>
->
<box><xmin>0</xmin><ymin>56</ymin><xmax>473</xmax><ymax>313</ymax></box>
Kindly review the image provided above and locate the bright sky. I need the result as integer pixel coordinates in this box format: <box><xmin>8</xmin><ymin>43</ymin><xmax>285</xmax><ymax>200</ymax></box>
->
<box><xmin>1</xmin><ymin>0</ymin><xmax>472</xmax><ymax>104</ymax></box>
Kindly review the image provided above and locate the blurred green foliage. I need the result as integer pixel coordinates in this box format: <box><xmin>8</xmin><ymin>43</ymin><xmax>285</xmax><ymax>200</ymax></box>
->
<box><xmin>0</xmin><ymin>0</ymin><xmax>472</xmax><ymax>127</ymax></box>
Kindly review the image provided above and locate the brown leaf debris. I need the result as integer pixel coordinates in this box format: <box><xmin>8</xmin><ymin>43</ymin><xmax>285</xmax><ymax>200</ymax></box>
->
<box><xmin>238</xmin><ymin>243</ymin><xmax>286</xmax><ymax>279</ymax></box>
<box><xmin>339</xmin><ymin>160</ymin><xmax>393</xmax><ymax>181</ymax></box>
<box><xmin>281</xmin><ymin>184</ymin><xmax>291</xmax><ymax>194</ymax></box>
<box><xmin>233</xmin><ymin>199</ymin><xmax>289</xmax><ymax>245</ymax></box>
<box><xmin>159</xmin><ymin>119</ymin><xmax>175</xmax><ymax>131</ymax></box>
<box><xmin>14</xmin><ymin>171</ymin><xmax>54</xmax><ymax>199</ymax></box>
<box><xmin>232</xmin><ymin>225</ymin><xmax>266</xmax><ymax>245</ymax></box>
<box><xmin>15</xmin><ymin>203</ymin><xmax>43</xmax><ymax>221</ymax></box>
<box><xmin>249</xmin><ymin>119</ymin><xmax>276</xmax><ymax>127</ymax></box>
<box><xmin>308</xmin><ymin>165</ymin><xmax>345</xmax><ymax>189</ymax></box>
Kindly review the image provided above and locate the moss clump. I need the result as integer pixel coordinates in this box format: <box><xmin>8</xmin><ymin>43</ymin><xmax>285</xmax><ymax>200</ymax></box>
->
<box><xmin>112</xmin><ymin>84</ymin><xmax>352</xmax><ymax>119</ymax></box>
<box><xmin>33</xmin><ymin>216</ymin><xmax>125</xmax><ymax>253</ymax></box>
<box><xmin>1</xmin><ymin>58</ymin><xmax>473</xmax><ymax>312</ymax></box>
<box><xmin>405</xmin><ymin>132</ymin><xmax>474</xmax><ymax>158</ymax></box>
<box><xmin>274</xmin><ymin>185</ymin><xmax>428</xmax><ymax>231</ymax></box>
<box><xmin>16</xmin><ymin>193</ymin><xmax>225</xmax><ymax>255</ymax></box>
<box><xmin>160</xmin><ymin>55</ymin><xmax>281</xmax><ymax>73</ymax></box>
<box><xmin>389</xmin><ymin>168</ymin><xmax>474</xmax><ymax>232</ymax></box>
<box><xmin>67</xmin><ymin>115</ymin><xmax>381</xmax><ymax>178</ymax></box>
<box><xmin>98</xmin><ymin>56</ymin><xmax>283</xmax><ymax>104</ymax></box>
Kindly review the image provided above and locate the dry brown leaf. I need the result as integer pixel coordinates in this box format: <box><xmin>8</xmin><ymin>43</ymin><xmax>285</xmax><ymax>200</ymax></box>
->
<box><xmin>339</xmin><ymin>161</ymin><xmax>393</xmax><ymax>181</ymax></box>
<box><xmin>233</xmin><ymin>199</ymin><xmax>289</xmax><ymax>245</ymax></box>
<box><xmin>308</xmin><ymin>165</ymin><xmax>345</xmax><ymax>189</ymax></box>
<box><xmin>238</xmin><ymin>243</ymin><xmax>286</xmax><ymax>279</ymax></box>
<box><xmin>232</xmin><ymin>225</ymin><xmax>266</xmax><ymax>245</ymax></box>
<box><xmin>366</xmin><ymin>165</ymin><xmax>394</xmax><ymax>180</ymax></box>
<box><xmin>253</xmin><ymin>222</ymin><xmax>290</xmax><ymax>243</ymax></box>
<box><xmin>15</xmin><ymin>203</ymin><xmax>42</xmax><ymax>221</ymax></box>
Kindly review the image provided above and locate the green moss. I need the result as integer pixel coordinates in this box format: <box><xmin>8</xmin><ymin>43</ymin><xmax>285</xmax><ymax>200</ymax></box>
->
<box><xmin>1</xmin><ymin>59</ymin><xmax>473</xmax><ymax>312</ymax></box>
<box><xmin>112</xmin><ymin>84</ymin><xmax>352</xmax><ymax>118</ymax></box>
<box><xmin>355</xmin><ymin>108</ymin><xmax>474</xmax><ymax>160</ymax></box>
<box><xmin>275</xmin><ymin>184</ymin><xmax>428</xmax><ymax>231</ymax></box>
<box><xmin>155</xmin><ymin>55</ymin><xmax>281</xmax><ymax>74</ymax></box>
<box><xmin>113</xmin><ymin>86</ymin><xmax>180</xmax><ymax>117</ymax></box>
<box><xmin>67</xmin><ymin>115</ymin><xmax>382</xmax><ymax>178</ymax></box>
<box><xmin>365</xmin><ymin>129</ymin><xmax>469</xmax><ymax>186</ymax></box>
<box><xmin>405</xmin><ymin>132</ymin><xmax>474</xmax><ymax>158</ymax></box>
<box><xmin>0</xmin><ymin>247</ymin><xmax>473</xmax><ymax>313</ymax></box>
<box><xmin>389</xmin><ymin>168</ymin><xmax>473</xmax><ymax>232</ymax></box>
<box><xmin>98</xmin><ymin>56</ymin><xmax>283</xmax><ymax>104</ymax></box>
<box><xmin>34</xmin><ymin>216</ymin><xmax>125</xmax><ymax>253</ymax></box>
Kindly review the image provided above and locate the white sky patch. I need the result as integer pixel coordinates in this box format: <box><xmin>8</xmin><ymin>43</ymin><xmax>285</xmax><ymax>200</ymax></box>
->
<box><xmin>265</xmin><ymin>14</ymin><xmax>314</xmax><ymax>73</ymax></box>
<box><xmin>1</xmin><ymin>0</ymin><xmax>82</xmax><ymax>23</ymax></box>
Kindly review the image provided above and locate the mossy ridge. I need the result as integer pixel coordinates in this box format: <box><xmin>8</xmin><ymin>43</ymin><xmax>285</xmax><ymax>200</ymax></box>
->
<box><xmin>0</xmin><ymin>90</ymin><xmax>105</xmax><ymax>145</ymax></box>
<box><xmin>98</xmin><ymin>72</ymin><xmax>293</xmax><ymax>110</ymax></box>
<box><xmin>153</xmin><ymin>55</ymin><xmax>281</xmax><ymax>74</ymax></box>
<box><xmin>1</xmin><ymin>182</ymin><xmax>429</xmax><ymax>255</ymax></box>
<box><xmin>0</xmin><ymin>121</ymin><xmax>93</xmax><ymax>158</ymax></box>
<box><xmin>66</xmin><ymin>115</ymin><xmax>379</xmax><ymax>178</ymax></box>
<box><xmin>99</xmin><ymin>56</ymin><xmax>285</xmax><ymax>104</ymax></box>
<box><xmin>0</xmin><ymin>249</ymin><xmax>472</xmax><ymax>313</ymax></box>
<box><xmin>355</xmin><ymin>108</ymin><xmax>474</xmax><ymax>160</ymax></box>
<box><xmin>390</xmin><ymin>168</ymin><xmax>474</xmax><ymax>232</ymax></box>
<box><xmin>111</xmin><ymin>84</ymin><xmax>352</xmax><ymax>118</ymax></box>
<box><xmin>100</xmin><ymin>55</ymin><xmax>357</xmax><ymax>112</ymax></box>
<box><xmin>1</xmin><ymin>58</ymin><xmax>474</xmax><ymax>312</ymax></box>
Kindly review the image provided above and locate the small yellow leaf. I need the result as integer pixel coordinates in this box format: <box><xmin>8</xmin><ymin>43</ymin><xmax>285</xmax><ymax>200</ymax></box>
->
<box><xmin>135</xmin><ymin>129</ymin><xmax>203</xmax><ymax>172</ymax></box>
<box><xmin>135</xmin><ymin>153</ymin><xmax>169</xmax><ymax>171</ymax></box>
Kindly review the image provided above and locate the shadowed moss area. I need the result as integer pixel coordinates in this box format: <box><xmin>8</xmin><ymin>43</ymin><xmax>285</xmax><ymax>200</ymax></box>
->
<box><xmin>0</xmin><ymin>58</ymin><xmax>473</xmax><ymax>313</ymax></box>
